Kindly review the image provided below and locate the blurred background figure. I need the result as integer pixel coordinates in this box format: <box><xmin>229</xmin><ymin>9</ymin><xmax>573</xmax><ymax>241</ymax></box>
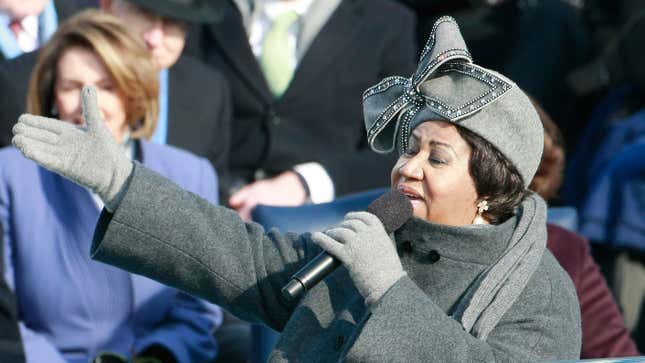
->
<box><xmin>100</xmin><ymin>0</ymin><xmax>231</xmax><ymax>189</ymax></box>
<box><xmin>559</xmin><ymin>8</ymin><xmax>645</xmax><ymax>352</ymax></box>
<box><xmin>1</xmin><ymin>10</ymin><xmax>222</xmax><ymax>363</ymax></box>
<box><xmin>529</xmin><ymin>100</ymin><xmax>640</xmax><ymax>358</ymax></box>
<box><xmin>185</xmin><ymin>0</ymin><xmax>417</xmax><ymax>219</ymax></box>
<box><xmin>0</xmin><ymin>0</ymin><xmax>232</xmax><ymax>195</ymax></box>
<box><xmin>397</xmin><ymin>0</ymin><xmax>591</xmax><ymax>142</ymax></box>
<box><xmin>0</xmin><ymin>226</ymin><xmax>24</xmax><ymax>363</ymax></box>
<box><xmin>0</xmin><ymin>0</ymin><xmax>94</xmax><ymax>61</ymax></box>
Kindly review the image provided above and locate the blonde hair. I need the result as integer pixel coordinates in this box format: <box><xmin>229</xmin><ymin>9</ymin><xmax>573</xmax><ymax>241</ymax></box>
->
<box><xmin>27</xmin><ymin>9</ymin><xmax>159</xmax><ymax>139</ymax></box>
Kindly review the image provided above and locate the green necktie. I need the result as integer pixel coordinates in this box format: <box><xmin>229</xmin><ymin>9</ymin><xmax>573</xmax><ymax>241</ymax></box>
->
<box><xmin>260</xmin><ymin>10</ymin><xmax>299</xmax><ymax>97</ymax></box>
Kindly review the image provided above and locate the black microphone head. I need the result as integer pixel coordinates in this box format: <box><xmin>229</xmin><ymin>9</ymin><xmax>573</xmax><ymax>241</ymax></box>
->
<box><xmin>366</xmin><ymin>189</ymin><xmax>413</xmax><ymax>233</ymax></box>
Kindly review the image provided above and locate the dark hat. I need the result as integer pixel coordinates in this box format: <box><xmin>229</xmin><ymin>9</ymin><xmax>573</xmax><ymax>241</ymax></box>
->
<box><xmin>125</xmin><ymin>0</ymin><xmax>219</xmax><ymax>23</ymax></box>
<box><xmin>362</xmin><ymin>16</ymin><xmax>543</xmax><ymax>187</ymax></box>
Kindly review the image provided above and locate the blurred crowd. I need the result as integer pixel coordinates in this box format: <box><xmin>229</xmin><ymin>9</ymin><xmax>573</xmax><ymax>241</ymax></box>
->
<box><xmin>0</xmin><ymin>0</ymin><xmax>643</xmax><ymax>362</ymax></box>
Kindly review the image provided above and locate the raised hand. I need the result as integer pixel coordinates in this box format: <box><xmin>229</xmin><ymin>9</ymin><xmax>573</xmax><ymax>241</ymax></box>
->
<box><xmin>12</xmin><ymin>86</ymin><xmax>133</xmax><ymax>211</ymax></box>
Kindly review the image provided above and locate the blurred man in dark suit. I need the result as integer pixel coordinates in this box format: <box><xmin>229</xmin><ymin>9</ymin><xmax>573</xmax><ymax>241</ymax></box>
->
<box><xmin>186</xmin><ymin>0</ymin><xmax>417</xmax><ymax>219</ymax></box>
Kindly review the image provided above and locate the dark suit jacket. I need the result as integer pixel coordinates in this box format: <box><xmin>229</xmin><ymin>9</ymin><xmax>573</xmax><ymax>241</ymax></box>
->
<box><xmin>0</xmin><ymin>0</ymin><xmax>95</xmax><ymax>63</ymax></box>
<box><xmin>186</xmin><ymin>0</ymin><xmax>417</xmax><ymax>196</ymax></box>
<box><xmin>0</xmin><ymin>226</ymin><xmax>25</xmax><ymax>363</ymax></box>
<box><xmin>0</xmin><ymin>53</ymin><xmax>232</xmax><ymax>186</ymax></box>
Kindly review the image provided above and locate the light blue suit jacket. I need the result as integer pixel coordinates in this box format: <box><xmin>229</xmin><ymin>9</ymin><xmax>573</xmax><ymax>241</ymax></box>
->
<box><xmin>0</xmin><ymin>141</ymin><xmax>222</xmax><ymax>363</ymax></box>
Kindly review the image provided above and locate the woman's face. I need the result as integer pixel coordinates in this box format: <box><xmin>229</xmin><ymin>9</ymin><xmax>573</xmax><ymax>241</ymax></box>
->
<box><xmin>391</xmin><ymin>121</ymin><xmax>480</xmax><ymax>226</ymax></box>
<box><xmin>54</xmin><ymin>46</ymin><xmax>128</xmax><ymax>142</ymax></box>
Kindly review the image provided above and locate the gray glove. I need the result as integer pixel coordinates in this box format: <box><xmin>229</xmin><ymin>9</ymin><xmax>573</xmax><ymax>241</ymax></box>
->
<box><xmin>311</xmin><ymin>211</ymin><xmax>406</xmax><ymax>306</ymax></box>
<box><xmin>12</xmin><ymin>86</ymin><xmax>133</xmax><ymax>212</ymax></box>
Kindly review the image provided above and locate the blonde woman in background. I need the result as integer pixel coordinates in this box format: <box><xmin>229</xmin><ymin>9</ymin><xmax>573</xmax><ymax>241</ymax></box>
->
<box><xmin>1</xmin><ymin>10</ymin><xmax>221</xmax><ymax>363</ymax></box>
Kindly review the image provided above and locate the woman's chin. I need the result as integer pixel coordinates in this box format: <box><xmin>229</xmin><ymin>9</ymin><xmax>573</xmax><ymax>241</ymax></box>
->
<box><xmin>410</xmin><ymin>199</ymin><xmax>427</xmax><ymax>219</ymax></box>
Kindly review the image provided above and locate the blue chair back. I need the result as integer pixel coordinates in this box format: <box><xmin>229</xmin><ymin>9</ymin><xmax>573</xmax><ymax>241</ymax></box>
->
<box><xmin>251</xmin><ymin>188</ymin><xmax>388</xmax><ymax>234</ymax></box>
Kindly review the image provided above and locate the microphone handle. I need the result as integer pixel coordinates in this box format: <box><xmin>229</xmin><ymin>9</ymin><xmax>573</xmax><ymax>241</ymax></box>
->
<box><xmin>281</xmin><ymin>252</ymin><xmax>342</xmax><ymax>303</ymax></box>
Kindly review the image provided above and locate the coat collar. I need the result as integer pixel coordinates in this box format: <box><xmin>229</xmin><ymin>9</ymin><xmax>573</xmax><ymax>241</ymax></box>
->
<box><xmin>395</xmin><ymin>214</ymin><xmax>517</xmax><ymax>266</ymax></box>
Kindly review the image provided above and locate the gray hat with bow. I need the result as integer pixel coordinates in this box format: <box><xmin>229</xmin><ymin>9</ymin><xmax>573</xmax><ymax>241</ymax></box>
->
<box><xmin>363</xmin><ymin>16</ymin><xmax>543</xmax><ymax>187</ymax></box>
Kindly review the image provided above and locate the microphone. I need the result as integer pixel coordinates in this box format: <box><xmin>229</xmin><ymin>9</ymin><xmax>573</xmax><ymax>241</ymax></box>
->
<box><xmin>281</xmin><ymin>189</ymin><xmax>413</xmax><ymax>303</ymax></box>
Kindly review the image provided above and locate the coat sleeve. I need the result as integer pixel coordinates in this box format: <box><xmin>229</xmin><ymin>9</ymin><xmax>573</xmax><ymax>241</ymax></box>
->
<box><xmin>576</xmin><ymin>238</ymin><xmax>640</xmax><ymax>358</ymax></box>
<box><xmin>132</xmin><ymin>158</ymin><xmax>223</xmax><ymax>362</ymax></box>
<box><xmin>347</xmin><ymin>253</ymin><xmax>582</xmax><ymax>362</ymax></box>
<box><xmin>547</xmin><ymin>224</ymin><xmax>640</xmax><ymax>358</ymax></box>
<box><xmin>0</xmin><ymin>176</ymin><xmax>66</xmax><ymax>363</ymax></box>
<box><xmin>91</xmin><ymin>163</ymin><xmax>322</xmax><ymax>331</ymax></box>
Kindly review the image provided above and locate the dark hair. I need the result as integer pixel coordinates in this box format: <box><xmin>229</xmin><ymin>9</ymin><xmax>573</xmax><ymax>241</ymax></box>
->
<box><xmin>456</xmin><ymin>126</ymin><xmax>529</xmax><ymax>224</ymax></box>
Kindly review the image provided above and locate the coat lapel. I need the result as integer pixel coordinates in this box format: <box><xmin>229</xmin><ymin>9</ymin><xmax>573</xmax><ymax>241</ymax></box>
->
<box><xmin>207</xmin><ymin>1</ymin><xmax>273</xmax><ymax>103</ymax></box>
<box><xmin>167</xmin><ymin>62</ymin><xmax>192</xmax><ymax>148</ymax></box>
<box><xmin>280</xmin><ymin>0</ymin><xmax>362</xmax><ymax>103</ymax></box>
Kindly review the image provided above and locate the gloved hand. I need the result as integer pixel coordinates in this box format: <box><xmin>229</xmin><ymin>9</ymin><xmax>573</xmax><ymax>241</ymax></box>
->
<box><xmin>311</xmin><ymin>211</ymin><xmax>406</xmax><ymax>306</ymax></box>
<box><xmin>12</xmin><ymin>86</ymin><xmax>133</xmax><ymax>212</ymax></box>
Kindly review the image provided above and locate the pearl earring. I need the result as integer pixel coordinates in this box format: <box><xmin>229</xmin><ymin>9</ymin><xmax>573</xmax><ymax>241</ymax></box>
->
<box><xmin>473</xmin><ymin>200</ymin><xmax>489</xmax><ymax>225</ymax></box>
<box><xmin>477</xmin><ymin>200</ymin><xmax>489</xmax><ymax>215</ymax></box>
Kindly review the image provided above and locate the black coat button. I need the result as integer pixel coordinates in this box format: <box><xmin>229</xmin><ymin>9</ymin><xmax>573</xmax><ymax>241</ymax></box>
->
<box><xmin>401</xmin><ymin>241</ymin><xmax>413</xmax><ymax>254</ymax></box>
<box><xmin>334</xmin><ymin>335</ymin><xmax>345</xmax><ymax>350</ymax></box>
<box><xmin>265</xmin><ymin>108</ymin><xmax>281</xmax><ymax>126</ymax></box>
<box><xmin>428</xmin><ymin>250</ymin><xmax>440</xmax><ymax>263</ymax></box>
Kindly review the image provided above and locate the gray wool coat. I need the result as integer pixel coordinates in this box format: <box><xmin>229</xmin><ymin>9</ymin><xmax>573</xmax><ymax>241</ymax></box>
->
<box><xmin>91</xmin><ymin>164</ymin><xmax>582</xmax><ymax>362</ymax></box>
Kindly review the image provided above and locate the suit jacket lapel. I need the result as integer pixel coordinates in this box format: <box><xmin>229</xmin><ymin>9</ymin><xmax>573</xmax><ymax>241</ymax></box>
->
<box><xmin>207</xmin><ymin>1</ymin><xmax>273</xmax><ymax>103</ymax></box>
<box><xmin>281</xmin><ymin>0</ymin><xmax>362</xmax><ymax>103</ymax></box>
<box><xmin>167</xmin><ymin>61</ymin><xmax>191</xmax><ymax>147</ymax></box>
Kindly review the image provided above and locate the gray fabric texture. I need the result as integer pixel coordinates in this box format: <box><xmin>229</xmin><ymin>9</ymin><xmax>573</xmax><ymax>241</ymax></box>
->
<box><xmin>452</xmin><ymin>193</ymin><xmax>547</xmax><ymax>340</ymax></box>
<box><xmin>11</xmin><ymin>86</ymin><xmax>132</xmax><ymax>212</ymax></box>
<box><xmin>362</xmin><ymin>16</ymin><xmax>543</xmax><ymax>186</ymax></box>
<box><xmin>311</xmin><ymin>212</ymin><xmax>406</xmax><ymax>306</ymax></box>
<box><xmin>90</xmin><ymin>164</ymin><xmax>581</xmax><ymax>362</ymax></box>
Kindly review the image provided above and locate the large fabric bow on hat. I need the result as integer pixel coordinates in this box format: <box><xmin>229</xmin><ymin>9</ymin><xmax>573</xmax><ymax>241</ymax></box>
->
<box><xmin>363</xmin><ymin>16</ymin><xmax>514</xmax><ymax>155</ymax></box>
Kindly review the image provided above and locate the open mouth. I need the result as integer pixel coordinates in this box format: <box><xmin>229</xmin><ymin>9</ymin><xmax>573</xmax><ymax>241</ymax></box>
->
<box><xmin>398</xmin><ymin>185</ymin><xmax>424</xmax><ymax>201</ymax></box>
